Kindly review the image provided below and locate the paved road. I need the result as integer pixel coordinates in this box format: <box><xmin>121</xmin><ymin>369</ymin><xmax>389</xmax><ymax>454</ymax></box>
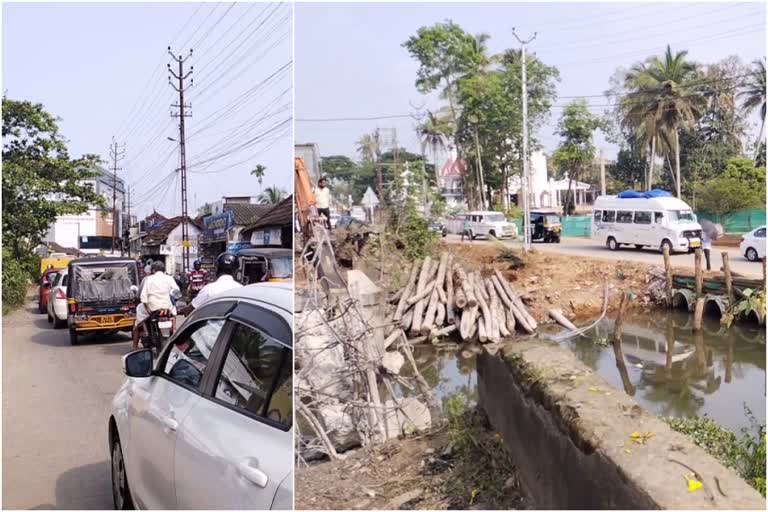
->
<box><xmin>2</xmin><ymin>297</ymin><xmax>134</xmax><ymax>509</ymax></box>
<box><xmin>444</xmin><ymin>235</ymin><xmax>764</xmax><ymax>278</ymax></box>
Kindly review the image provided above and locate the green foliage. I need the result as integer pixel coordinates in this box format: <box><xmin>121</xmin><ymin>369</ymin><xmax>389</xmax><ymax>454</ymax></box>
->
<box><xmin>724</xmin><ymin>288</ymin><xmax>766</xmax><ymax>327</ymax></box>
<box><xmin>610</xmin><ymin>147</ymin><xmax>647</xmax><ymax>190</ymax></box>
<box><xmin>696</xmin><ymin>158</ymin><xmax>766</xmax><ymax>216</ymax></box>
<box><xmin>320</xmin><ymin>155</ymin><xmax>358</xmax><ymax>183</ymax></box>
<box><xmin>250</xmin><ymin>164</ymin><xmax>266</xmax><ymax>187</ymax></box>
<box><xmin>2</xmin><ymin>246</ymin><xmax>39</xmax><ymax>315</ymax></box>
<box><xmin>504</xmin><ymin>204</ymin><xmax>523</xmax><ymax>220</ymax></box>
<box><xmin>2</xmin><ymin>97</ymin><xmax>106</xmax><ymax>258</ymax></box>
<box><xmin>257</xmin><ymin>186</ymin><xmax>287</xmax><ymax>205</ymax></box>
<box><xmin>667</xmin><ymin>413</ymin><xmax>766</xmax><ymax>496</ymax></box>
<box><xmin>387</xmin><ymin>200</ymin><xmax>439</xmax><ymax>261</ymax></box>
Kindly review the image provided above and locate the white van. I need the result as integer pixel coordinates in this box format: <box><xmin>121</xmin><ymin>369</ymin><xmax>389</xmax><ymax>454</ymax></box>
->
<box><xmin>461</xmin><ymin>211</ymin><xmax>518</xmax><ymax>240</ymax></box>
<box><xmin>592</xmin><ymin>195</ymin><xmax>703</xmax><ymax>253</ymax></box>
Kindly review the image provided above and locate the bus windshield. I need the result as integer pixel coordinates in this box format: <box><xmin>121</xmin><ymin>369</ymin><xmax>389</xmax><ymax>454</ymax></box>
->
<box><xmin>270</xmin><ymin>257</ymin><xmax>293</xmax><ymax>278</ymax></box>
<box><xmin>668</xmin><ymin>210</ymin><xmax>696</xmax><ymax>223</ymax></box>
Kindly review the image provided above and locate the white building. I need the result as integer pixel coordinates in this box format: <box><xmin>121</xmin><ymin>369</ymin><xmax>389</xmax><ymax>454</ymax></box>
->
<box><xmin>44</xmin><ymin>167</ymin><xmax>126</xmax><ymax>254</ymax></box>
<box><xmin>508</xmin><ymin>151</ymin><xmax>595</xmax><ymax>209</ymax></box>
<box><xmin>142</xmin><ymin>216</ymin><xmax>202</xmax><ymax>276</ymax></box>
<box><xmin>438</xmin><ymin>149</ymin><xmax>467</xmax><ymax>209</ymax></box>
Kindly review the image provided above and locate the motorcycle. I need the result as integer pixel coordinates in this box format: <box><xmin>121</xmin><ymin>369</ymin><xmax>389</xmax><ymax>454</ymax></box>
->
<box><xmin>141</xmin><ymin>289</ymin><xmax>181</xmax><ymax>356</ymax></box>
<box><xmin>186</xmin><ymin>270</ymin><xmax>208</xmax><ymax>300</ymax></box>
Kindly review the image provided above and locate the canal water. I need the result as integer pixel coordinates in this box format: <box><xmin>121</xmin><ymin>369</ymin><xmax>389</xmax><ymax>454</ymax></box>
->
<box><xmin>406</xmin><ymin>310</ymin><xmax>766</xmax><ymax>435</ymax></box>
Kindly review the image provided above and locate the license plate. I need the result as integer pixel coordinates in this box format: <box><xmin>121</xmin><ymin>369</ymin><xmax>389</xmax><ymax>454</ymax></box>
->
<box><xmin>158</xmin><ymin>321</ymin><xmax>173</xmax><ymax>329</ymax></box>
<box><xmin>690</xmin><ymin>240</ymin><xmax>701</xmax><ymax>248</ymax></box>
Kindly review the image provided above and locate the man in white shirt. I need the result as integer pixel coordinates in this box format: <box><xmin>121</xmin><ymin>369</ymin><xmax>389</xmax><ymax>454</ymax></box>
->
<box><xmin>183</xmin><ymin>252</ymin><xmax>243</xmax><ymax>314</ymax></box>
<box><xmin>314</xmin><ymin>177</ymin><xmax>332</xmax><ymax>229</ymax></box>
<box><xmin>133</xmin><ymin>260</ymin><xmax>180</xmax><ymax>349</ymax></box>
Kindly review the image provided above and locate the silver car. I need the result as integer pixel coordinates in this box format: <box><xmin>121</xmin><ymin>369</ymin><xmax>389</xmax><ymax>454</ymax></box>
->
<box><xmin>46</xmin><ymin>269</ymin><xmax>69</xmax><ymax>329</ymax></box>
<box><xmin>108</xmin><ymin>283</ymin><xmax>293</xmax><ymax>510</ymax></box>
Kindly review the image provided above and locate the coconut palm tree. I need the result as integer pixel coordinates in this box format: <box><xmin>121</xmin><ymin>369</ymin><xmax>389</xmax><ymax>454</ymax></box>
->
<box><xmin>739</xmin><ymin>59</ymin><xmax>766</xmax><ymax>161</ymax></box>
<box><xmin>621</xmin><ymin>45</ymin><xmax>703</xmax><ymax>197</ymax></box>
<box><xmin>250</xmin><ymin>164</ymin><xmax>266</xmax><ymax>193</ymax></box>
<box><xmin>419</xmin><ymin>111</ymin><xmax>452</xmax><ymax>187</ymax></box>
<box><xmin>357</xmin><ymin>130</ymin><xmax>383</xmax><ymax>196</ymax></box>
<box><xmin>257</xmin><ymin>186</ymin><xmax>286</xmax><ymax>205</ymax></box>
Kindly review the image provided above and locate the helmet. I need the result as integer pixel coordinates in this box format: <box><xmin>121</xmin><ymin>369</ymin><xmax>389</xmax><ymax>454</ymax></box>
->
<box><xmin>193</xmin><ymin>260</ymin><xmax>201</xmax><ymax>270</ymax></box>
<box><xmin>215</xmin><ymin>252</ymin><xmax>239</xmax><ymax>276</ymax></box>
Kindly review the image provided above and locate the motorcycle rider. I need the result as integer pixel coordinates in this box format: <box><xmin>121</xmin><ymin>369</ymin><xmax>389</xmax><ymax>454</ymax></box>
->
<box><xmin>180</xmin><ymin>252</ymin><xmax>242</xmax><ymax>315</ymax></box>
<box><xmin>186</xmin><ymin>259</ymin><xmax>210</xmax><ymax>299</ymax></box>
<box><xmin>132</xmin><ymin>260</ymin><xmax>180</xmax><ymax>350</ymax></box>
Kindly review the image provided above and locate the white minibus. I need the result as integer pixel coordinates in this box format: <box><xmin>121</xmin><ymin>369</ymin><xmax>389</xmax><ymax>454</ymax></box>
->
<box><xmin>592</xmin><ymin>195</ymin><xmax>703</xmax><ymax>253</ymax></box>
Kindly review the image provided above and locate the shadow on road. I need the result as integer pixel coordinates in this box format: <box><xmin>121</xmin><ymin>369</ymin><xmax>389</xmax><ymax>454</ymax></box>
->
<box><xmin>26</xmin><ymin>460</ymin><xmax>112</xmax><ymax>510</ymax></box>
<box><xmin>28</xmin><ymin>327</ymin><xmax>131</xmax><ymax>349</ymax></box>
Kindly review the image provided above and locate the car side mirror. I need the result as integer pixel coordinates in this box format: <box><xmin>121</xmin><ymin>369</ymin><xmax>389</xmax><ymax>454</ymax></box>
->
<box><xmin>123</xmin><ymin>349</ymin><xmax>154</xmax><ymax>377</ymax></box>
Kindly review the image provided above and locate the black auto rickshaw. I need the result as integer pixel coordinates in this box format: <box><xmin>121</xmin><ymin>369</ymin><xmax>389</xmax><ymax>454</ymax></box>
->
<box><xmin>236</xmin><ymin>248</ymin><xmax>293</xmax><ymax>284</ymax></box>
<box><xmin>66</xmin><ymin>257</ymin><xmax>140</xmax><ymax>345</ymax></box>
<box><xmin>530</xmin><ymin>209</ymin><xmax>562</xmax><ymax>243</ymax></box>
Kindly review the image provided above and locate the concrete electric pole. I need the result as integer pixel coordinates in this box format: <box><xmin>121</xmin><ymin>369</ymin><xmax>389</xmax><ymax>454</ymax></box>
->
<box><xmin>109</xmin><ymin>137</ymin><xmax>126</xmax><ymax>255</ymax></box>
<box><xmin>168</xmin><ymin>47</ymin><xmax>193</xmax><ymax>274</ymax></box>
<box><xmin>512</xmin><ymin>28</ymin><xmax>537</xmax><ymax>251</ymax></box>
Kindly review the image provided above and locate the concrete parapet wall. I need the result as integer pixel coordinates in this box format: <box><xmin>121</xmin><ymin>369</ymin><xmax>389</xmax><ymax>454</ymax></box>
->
<box><xmin>477</xmin><ymin>340</ymin><xmax>765</xmax><ymax>510</ymax></box>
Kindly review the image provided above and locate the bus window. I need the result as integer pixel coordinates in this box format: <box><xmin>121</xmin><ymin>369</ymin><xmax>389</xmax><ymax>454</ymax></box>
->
<box><xmin>654</xmin><ymin>212</ymin><xmax>664</xmax><ymax>224</ymax></box>
<box><xmin>602</xmin><ymin>210</ymin><xmax>616</xmax><ymax>223</ymax></box>
<box><xmin>634</xmin><ymin>211</ymin><xmax>652</xmax><ymax>224</ymax></box>
<box><xmin>593</xmin><ymin>210</ymin><xmax>602</xmax><ymax>223</ymax></box>
<box><xmin>617</xmin><ymin>211</ymin><xmax>633</xmax><ymax>223</ymax></box>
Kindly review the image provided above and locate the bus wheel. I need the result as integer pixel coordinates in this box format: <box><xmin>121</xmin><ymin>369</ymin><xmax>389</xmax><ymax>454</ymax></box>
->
<box><xmin>607</xmin><ymin>237</ymin><xmax>619</xmax><ymax>251</ymax></box>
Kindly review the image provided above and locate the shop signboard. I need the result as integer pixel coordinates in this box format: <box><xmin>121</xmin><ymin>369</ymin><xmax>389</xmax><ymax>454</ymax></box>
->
<box><xmin>202</xmin><ymin>210</ymin><xmax>234</xmax><ymax>243</ymax></box>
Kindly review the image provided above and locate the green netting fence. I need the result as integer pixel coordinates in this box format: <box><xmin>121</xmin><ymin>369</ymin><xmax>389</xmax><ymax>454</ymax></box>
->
<box><xmin>511</xmin><ymin>215</ymin><xmax>593</xmax><ymax>238</ymax></box>
<box><xmin>694</xmin><ymin>209</ymin><xmax>766</xmax><ymax>234</ymax></box>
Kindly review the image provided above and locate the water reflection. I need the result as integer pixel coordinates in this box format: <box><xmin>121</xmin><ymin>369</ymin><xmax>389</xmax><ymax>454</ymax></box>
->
<box><xmin>395</xmin><ymin>345</ymin><xmax>478</xmax><ymax>409</ymax></box>
<box><xmin>559</xmin><ymin>310</ymin><xmax>765</xmax><ymax>434</ymax></box>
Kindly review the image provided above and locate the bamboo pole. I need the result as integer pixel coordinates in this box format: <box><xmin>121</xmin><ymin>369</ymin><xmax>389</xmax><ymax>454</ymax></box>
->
<box><xmin>663</xmin><ymin>245</ymin><xmax>673</xmax><ymax>307</ymax></box>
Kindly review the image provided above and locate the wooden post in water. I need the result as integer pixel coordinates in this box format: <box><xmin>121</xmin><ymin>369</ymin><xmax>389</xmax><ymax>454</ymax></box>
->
<box><xmin>663</xmin><ymin>245</ymin><xmax>673</xmax><ymax>307</ymax></box>
<box><xmin>722</xmin><ymin>252</ymin><xmax>734</xmax><ymax>307</ymax></box>
<box><xmin>694</xmin><ymin>248</ymin><xmax>703</xmax><ymax>298</ymax></box>
<box><xmin>612</xmin><ymin>290</ymin><xmax>636</xmax><ymax>396</ymax></box>
<box><xmin>763</xmin><ymin>256</ymin><xmax>766</xmax><ymax>290</ymax></box>
<box><xmin>693</xmin><ymin>297</ymin><xmax>705</xmax><ymax>331</ymax></box>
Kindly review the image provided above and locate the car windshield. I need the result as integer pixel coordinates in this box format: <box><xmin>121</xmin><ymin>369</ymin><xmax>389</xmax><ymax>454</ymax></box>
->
<box><xmin>668</xmin><ymin>210</ymin><xmax>696</xmax><ymax>223</ymax></box>
<box><xmin>485</xmin><ymin>214</ymin><xmax>506</xmax><ymax>223</ymax></box>
<box><xmin>271</xmin><ymin>257</ymin><xmax>293</xmax><ymax>278</ymax></box>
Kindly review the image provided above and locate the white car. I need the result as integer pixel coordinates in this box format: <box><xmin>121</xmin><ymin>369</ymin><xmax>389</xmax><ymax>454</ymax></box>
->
<box><xmin>461</xmin><ymin>211</ymin><xmax>518</xmax><ymax>240</ymax></box>
<box><xmin>740</xmin><ymin>226</ymin><xmax>766</xmax><ymax>262</ymax></box>
<box><xmin>46</xmin><ymin>269</ymin><xmax>68</xmax><ymax>329</ymax></box>
<box><xmin>109</xmin><ymin>283</ymin><xmax>293</xmax><ymax>510</ymax></box>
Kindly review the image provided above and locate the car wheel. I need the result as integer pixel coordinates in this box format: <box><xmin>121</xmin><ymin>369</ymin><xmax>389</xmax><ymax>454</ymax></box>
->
<box><xmin>488</xmin><ymin>230</ymin><xmax>497</xmax><ymax>240</ymax></box>
<box><xmin>47</xmin><ymin>312</ymin><xmax>53</xmax><ymax>324</ymax></box>
<box><xmin>660</xmin><ymin>239</ymin><xmax>674</xmax><ymax>255</ymax></box>
<box><xmin>746</xmin><ymin>247</ymin><xmax>758</xmax><ymax>262</ymax></box>
<box><xmin>38</xmin><ymin>302</ymin><xmax>46</xmax><ymax>314</ymax></box>
<box><xmin>69</xmin><ymin>327</ymin><xmax>78</xmax><ymax>346</ymax></box>
<box><xmin>53</xmin><ymin>315</ymin><xmax>65</xmax><ymax>329</ymax></box>
<box><xmin>607</xmin><ymin>237</ymin><xmax>619</xmax><ymax>251</ymax></box>
<box><xmin>442</xmin><ymin>228</ymin><xmax>447</xmax><ymax>238</ymax></box>
<box><xmin>635</xmin><ymin>244</ymin><xmax>643</xmax><ymax>250</ymax></box>
<box><xmin>111</xmin><ymin>435</ymin><xmax>134</xmax><ymax>510</ymax></box>
<box><xmin>555</xmin><ymin>236</ymin><xmax>561</xmax><ymax>244</ymax></box>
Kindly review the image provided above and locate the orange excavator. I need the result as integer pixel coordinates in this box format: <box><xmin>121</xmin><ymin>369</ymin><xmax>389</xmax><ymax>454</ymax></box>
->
<box><xmin>294</xmin><ymin>156</ymin><xmax>317</xmax><ymax>241</ymax></box>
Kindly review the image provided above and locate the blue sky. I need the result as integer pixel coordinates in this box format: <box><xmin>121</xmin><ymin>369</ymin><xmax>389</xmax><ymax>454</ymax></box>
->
<box><xmin>3</xmin><ymin>2</ymin><xmax>292</xmax><ymax>219</ymax></box>
<box><xmin>295</xmin><ymin>1</ymin><xmax>766</xmax><ymax>165</ymax></box>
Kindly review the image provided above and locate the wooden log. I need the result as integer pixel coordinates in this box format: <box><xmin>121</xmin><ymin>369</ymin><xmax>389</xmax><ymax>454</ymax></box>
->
<box><xmin>406</xmin><ymin>278</ymin><xmax>437</xmax><ymax>305</ymax></box>
<box><xmin>421</xmin><ymin>288</ymin><xmax>440</xmax><ymax>335</ymax></box>
<box><xmin>693</xmin><ymin>297</ymin><xmax>705</xmax><ymax>332</ymax></box>
<box><xmin>492</xmin><ymin>270</ymin><xmax>535</xmax><ymax>333</ymax></box>
<box><xmin>722</xmin><ymin>252</ymin><xmax>734</xmax><ymax>308</ymax></box>
<box><xmin>694</xmin><ymin>248</ymin><xmax>703</xmax><ymax>298</ymax></box>
<box><xmin>446</xmin><ymin>254</ymin><xmax>455</xmax><ymax>315</ymax></box>
<box><xmin>454</xmin><ymin>286</ymin><xmax>467</xmax><ymax>310</ymax></box>
<box><xmin>400</xmin><ymin>309</ymin><xmax>414</xmax><ymax>330</ymax></box>
<box><xmin>410</xmin><ymin>257</ymin><xmax>432</xmax><ymax>334</ymax></box>
<box><xmin>435</xmin><ymin>301</ymin><xmax>446</xmax><ymax>327</ymax></box>
<box><xmin>390</xmin><ymin>288</ymin><xmax>404</xmax><ymax>304</ymax></box>
<box><xmin>478</xmin><ymin>316</ymin><xmax>488</xmax><ymax>343</ymax></box>
<box><xmin>456</xmin><ymin>266</ymin><xmax>477</xmax><ymax>308</ymax></box>
<box><xmin>494</xmin><ymin>269</ymin><xmax>537</xmax><ymax>330</ymax></box>
<box><xmin>663</xmin><ymin>245</ymin><xmax>673</xmax><ymax>308</ymax></box>
<box><xmin>460</xmin><ymin>305</ymin><xmax>478</xmax><ymax>341</ymax></box>
<box><xmin>430</xmin><ymin>324</ymin><xmax>457</xmax><ymax>339</ymax></box>
<box><xmin>384</xmin><ymin>328</ymin><xmax>404</xmax><ymax>350</ymax></box>
<box><xmin>488</xmin><ymin>279</ymin><xmax>510</xmax><ymax>338</ymax></box>
<box><xmin>474</xmin><ymin>279</ymin><xmax>495</xmax><ymax>342</ymax></box>
<box><xmin>506</xmin><ymin>307</ymin><xmax>516</xmax><ymax>334</ymax></box>
<box><xmin>427</xmin><ymin>259</ymin><xmax>440</xmax><ymax>282</ymax></box>
<box><xmin>393</xmin><ymin>262</ymin><xmax>419</xmax><ymax>321</ymax></box>
<box><xmin>467</xmin><ymin>312</ymin><xmax>478</xmax><ymax>340</ymax></box>
<box><xmin>475</xmin><ymin>271</ymin><xmax>490</xmax><ymax>301</ymax></box>
<box><xmin>549</xmin><ymin>308</ymin><xmax>578</xmax><ymax>331</ymax></box>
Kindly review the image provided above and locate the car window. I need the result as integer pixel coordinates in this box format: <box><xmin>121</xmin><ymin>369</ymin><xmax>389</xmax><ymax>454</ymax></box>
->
<box><xmin>654</xmin><ymin>212</ymin><xmax>664</xmax><ymax>224</ymax></box>
<box><xmin>214</xmin><ymin>322</ymin><xmax>292</xmax><ymax>429</ymax></box>
<box><xmin>593</xmin><ymin>210</ymin><xmax>602</xmax><ymax>223</ymax></box>
<box><xmin>602</xmin><ymin>210</ymin><xmax>616</xmax><ymax>223</ymax></box>
<box><xmin>634</xmin><ymin>211</ymin><xmax>652</xmax><ymax>224</ymax></box>
<box><xmin>617</xmin><ymin>211</ymin><xmax>633</xmax><ymax>223</ymax></box>
<box><xmin>162</xmin><ymin>319</ymin><xmax>226</xmax><ymax>390</ymax></box>
<box><xmin>755</xmin><ymin>228</ymin><xmax>766</xmax><ymax>238</ymax></box>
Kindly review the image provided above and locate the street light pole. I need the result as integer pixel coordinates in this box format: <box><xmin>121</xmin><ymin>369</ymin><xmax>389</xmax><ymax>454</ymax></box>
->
<box><xmin>513</xmin><ymin>28</ymin><xmax>537</xmax><ymax>251</ymax></box>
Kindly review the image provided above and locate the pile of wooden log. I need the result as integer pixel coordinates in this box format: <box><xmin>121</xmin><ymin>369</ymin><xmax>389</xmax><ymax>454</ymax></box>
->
<box><xmin>387</xmin><ymin>253</ymin><xmax>537</xmax><ymax>345</ymax></box>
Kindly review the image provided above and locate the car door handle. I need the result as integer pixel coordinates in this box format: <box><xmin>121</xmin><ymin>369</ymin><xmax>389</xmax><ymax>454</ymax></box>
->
<box><xmin>237</xmin><ymin>461</ymin><xmax>269</xmax><ymax>488</ymax></box>
<box><xmin>162</xmin><ymin>417</ymin><xmax>178</xmax><ymax>433</ymax></box>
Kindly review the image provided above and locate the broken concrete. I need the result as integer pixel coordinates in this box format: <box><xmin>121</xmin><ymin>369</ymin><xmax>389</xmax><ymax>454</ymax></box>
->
<box><xmin>477</xmin><ymin>339</ymin><xmax>765</xmax><ymax>510</ymax></box>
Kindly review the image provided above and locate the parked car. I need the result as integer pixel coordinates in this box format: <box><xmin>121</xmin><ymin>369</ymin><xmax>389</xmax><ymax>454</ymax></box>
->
<box><xmin>529</xmin><ymin>210</ymin><xmax>562</xmax><ymax>243</ymax></box>
<box><xmin>67</xmin><ymin>257</ymin><xmax>140</xmax><ymax>345</ymax></box>
<box><xmin>46</xmin><ymin>269</ymin><xmax>69</xmax><ymax>329</ymax></box>
<box><xmin>109</xmin><ymin>283</ymin><xmax>293</xmax><ymax>510</ymax></box>
<box><xmin>429</xmin><ymin>220</ymin><xmax>448</xmax><ymax>237</ymax></box>
<box><xmin>38</xmin><ymin>267</ymin><xmax>62</xmax><ymax>314</ymax></box>
<box><xmin>592</xmin><ymin>194</ymin><xmax>702</xmax><ymax>253</ymax></box>
<box><xmin>740</xmin><ymin>226</ymin><xmax>766</xmax><ymax>262</ymax></box>
<box><xmin>460</xmin><ymin>211</ymin><xmax>518</xmax><ymax>240</ymax></box>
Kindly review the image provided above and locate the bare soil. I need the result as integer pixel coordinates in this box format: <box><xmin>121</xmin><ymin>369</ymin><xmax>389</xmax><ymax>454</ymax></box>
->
<box><xmin>295</xmin><ymin>410</ymin><xmax>529</xmax><ymax>510</ymax></box>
